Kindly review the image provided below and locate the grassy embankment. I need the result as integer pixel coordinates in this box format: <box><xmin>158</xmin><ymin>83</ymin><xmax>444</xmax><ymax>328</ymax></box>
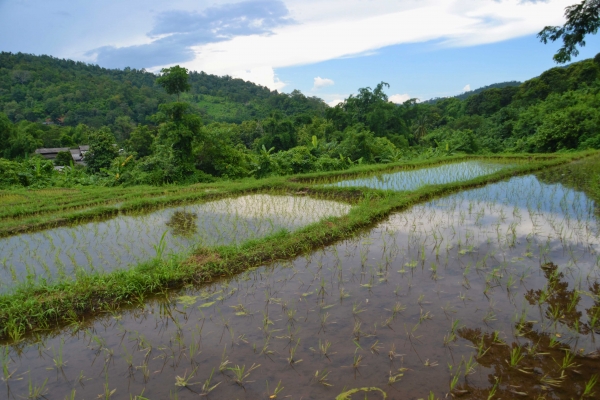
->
<box><xmin>0</xmin><ymin>151</ymin><xmax>597</xmax><ymax>340</ymax></box>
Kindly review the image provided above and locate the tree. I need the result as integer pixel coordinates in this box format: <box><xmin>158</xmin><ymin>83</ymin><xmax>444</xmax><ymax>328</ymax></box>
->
<box><xmin>54</xmin><ymin>151</ymin><xmax>74</xmax><ymax>166</ymax></box>
<box><xmin>127</xmin><ymin>125</ymin><xmax>155</xmax><ymax>157</ymax></box>
<box><xmin>156</xmin><ymin>65</ymin><xmax>191</xmax><ymax>101</ymax></box>
<box><xmin>86</xmin><ymin>127</ymin><xmax>119</xmax><ymax>173</ymax></box>
<box><xmin>0</xmin><ymin>112</ymin><xmax>13</xmax><ymax>158</ymax></box>
<box><xmin>538</xmin><ymin>0</ymin><xmax>600</xmax><ymax>63</ymax></box>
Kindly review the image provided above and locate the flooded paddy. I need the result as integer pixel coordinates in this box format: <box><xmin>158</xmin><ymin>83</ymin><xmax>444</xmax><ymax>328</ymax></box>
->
<box><xmin>0</xmin><ymin>195</ymin><xmax>351</xmax><ymax>290</ymax></box>
<box><xmin>327</xmin><ymin>160</ymin><xmax>513</xmax><ymax>191</ymax></box>
<box><xmin>3</xmin><ymin>173</ymin><xmax>600</xmax><ymax>399</ymax></box>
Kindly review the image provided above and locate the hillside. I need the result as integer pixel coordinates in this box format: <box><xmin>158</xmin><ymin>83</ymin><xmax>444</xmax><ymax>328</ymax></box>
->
<box><xmin>0</xmin><ymin>52</ymin><xmax>327</xmax><ymax>127</ymax></box>
<box><xmin>424</xmin><ymin>81</ymin><xmax>522</xmax><ymax>104</ymax></box>
<box><xmin>1</xmin><ymin>52</ymin><xmax>599</xmax><ymax>188</ymax></box>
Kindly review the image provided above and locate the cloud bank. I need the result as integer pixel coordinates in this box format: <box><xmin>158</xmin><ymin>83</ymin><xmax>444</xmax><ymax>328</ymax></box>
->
<box><xmin>0</xmin><ymin>0</ymin><xmax>574</xmax><ymax>91</ymax></box>
<box><xmin>86</xmin><ymin>0</ymin><xmax>294</xmax><ymax>69</ymax></box>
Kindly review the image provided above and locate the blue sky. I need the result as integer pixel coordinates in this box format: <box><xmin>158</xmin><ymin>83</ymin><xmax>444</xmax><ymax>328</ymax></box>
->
<box><xmin>0</xmin><ymin>0</ymin><xmax>597</xmax><ymax>104</ymax></box>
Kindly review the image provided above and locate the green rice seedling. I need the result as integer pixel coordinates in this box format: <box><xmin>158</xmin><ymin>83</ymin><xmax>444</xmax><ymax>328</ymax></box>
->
<box><xmin>540</xmin><ymin>371</ymin><xmax>566</xmax><ymax>388</ymax></box>
<box><xmin>122</xmin><ymin>344</ymin><xmax>134</xmax><ymax>371</ymax></box>
<box><xmin>582</xmin><ymin>374</ymin><xmax>598</xmax><ymax>398</ymax></box>
<box><xmin>419</xmin><ymin>309</ymin><xmax>433</xmax><ymax>323</ymax></box>
<box><xmin>475</xmin><ymin>335</ymin><xmax>489</xmax><ymax>358</ymax></box>
<box><xmin>370</xmin><ymin>340</ymin><xmax>382</xmax><ymax>354</ymax></box>
<box><xmin>388</xmin><ymin>367</ymin><xmax>406</xmax><ymax>385</ymax></box>
<box><xmin>352</xmin><ymin>301</ymin><xmax>366</xmax><ymax>316</ymax></box>
<box><xmin>483</xmin><ymin>309</ymin><xmax>497</xmax><ymax>323</ymax></box>
<box><xmin>311</xmin><ymin>339</ymin><xmax>333</xmax><ymax>359</ymax></box>
<box><xmin>449</xmin><ymin>368</ymin><xmax>461</xmax><ymax>393</ymax></box>
<box><xmin>507</xmin><ymin>346</ymin><xmax>524</xmax><ymax>368</ymax></box>
<box><xmin>287</xmin><ymin>339</ymin><xmax>302</xmax><ymax>365</ymax></box>
<box><xmin>463</xmin><ymin>355</ymin><xmax>477</xmax><ymax>376</ymax></box>
<box><xmin>27</xmin><ymin>373</ymin><xmax>49</xmax><ymax>399</ymax></box>
<box><xmin>51</xmin><ymin>338</ymin><xmax>66</xmax><ymax>370</ymax></box>
<box><xmin>314</xmin><ymin>369</ymin><xmax>332</xmax><ymax>387</ymax></box>
<box><xmin>353</xmin><ymin>321</ymin><xmax>363</xmax><ymax>340</ymax></box>
<box><xmin>218</xmin><ymin>346</ymin><xmax>230</xmax><ymax>373</ymax></box>
<box><xmin>153</xmin><ymin>230</ymin><xmax>169</xmax><ymax>260</ymax></box>
<box><xmin>556</xmin><ymin>350</ymin><xmax>579</xmax><ymax>371</ymax></box>
<box><xmin>319</xmin><ymin>312</ymin><xmax>331</xmax><ymax>333</ymax></box>
<box><xmin>199</xmin><ymin>368</ymin><xmax>221</xmax><ymax>396</ymax></box>
<box><xmin>1</xmin><ymin>347</ymin><xmax>16</xmax><ymax>383</ymax></box>
<box><xmin>175</xmin><ymin>367</ymin><xmax>199</xmax><ymax>388</ymax></box>
<box><xmin>259</xmin><ymin>336</ymin><xmax>275</xmax><ymax>359</ymax></box>
<box><xmin>266</xmin><ymin>380</ymin><xmax>284</xmax><ymax>398</ymax></box>
<box><xmin>228</xmin><ymin>363</ymin><xmax>261</xmax><ymax>389</ymax></box>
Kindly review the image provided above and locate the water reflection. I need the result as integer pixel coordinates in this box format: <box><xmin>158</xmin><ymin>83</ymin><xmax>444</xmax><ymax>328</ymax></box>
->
<box><xmin>0</xmin><ymin>195</ymin><xmax>351</xmax><ymax>290</ymax></box>
<box><xmin>327</xmin><ymin>160</ymin><xmax>512</xmax><ymax>191</ymax></box>
<box><xmin>3</xmin><ymin>174</ymin><xmax>600</xmax><ymax>399</ymax></box>
<box><xmin>166</xmin><ymin>211</ymin><xmax>198</xmax><ymax>237</ymax></box>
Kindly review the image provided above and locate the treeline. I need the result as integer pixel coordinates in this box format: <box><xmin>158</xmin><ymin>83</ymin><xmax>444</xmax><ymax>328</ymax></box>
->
<box><xmin>1</xmin><ymin>53</ymin><xmax>600</xmax><ymax>189</ymax></box>
<box><xmin>422</xmin><ymin>54</ymin><xmax>600</xmax><ymax>153</ymax></box>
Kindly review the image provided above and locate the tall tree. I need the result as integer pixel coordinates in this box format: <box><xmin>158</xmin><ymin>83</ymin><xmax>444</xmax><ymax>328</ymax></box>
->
<box><xmin>86</xmin><ymin>127</ymin><xmax>119</xmax><ymax>173</ymax></box>
<box><xmin>538</xmin><ymin>0</ymin><xmax>600</xmax><ymax>63</ymax></box>
<box><xmin>156</xmin><ymin>65</ymin><xmax>191</xmax><ymax>101</ymax></box>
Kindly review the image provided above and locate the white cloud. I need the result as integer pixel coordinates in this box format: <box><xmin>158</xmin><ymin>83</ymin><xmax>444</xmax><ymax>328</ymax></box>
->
<box><xmin>179</xmin><ymin>0</ymin><xmax>572</xmax><ymax>88</ymax></box>
<box><xmin>0</xmin><ymin>0</ymin><xmax>574</xmax><ymax>90</ymax></box>
<box><xmin>462</xmin><ymin>84</ymin><xmax>471</xmax><ymax>92</ymax></box>
<box><xmin>231</xmin><ymin>66</ymin><xmax>287</xmax><ymax>91</ymax></box>
<box><xmin>389</xmin><ymin>93</ymin><xmax>411</xmax><ymax>104</ymax></box>
<box><xmin>327</xmin><ymin>98</ymin><xmax>344</xmax><ymax>107</ymax></box>
<box><xmin>313</xmin><ymin>76</ymin><xmax>334</xmax><ymax>90</ymax></box>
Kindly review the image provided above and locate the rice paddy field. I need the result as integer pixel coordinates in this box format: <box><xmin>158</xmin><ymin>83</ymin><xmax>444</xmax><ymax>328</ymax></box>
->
<box><xmin>1</xmin><ymin>153</ymin><xmax>600</xmax><ymax>399</ymax></box>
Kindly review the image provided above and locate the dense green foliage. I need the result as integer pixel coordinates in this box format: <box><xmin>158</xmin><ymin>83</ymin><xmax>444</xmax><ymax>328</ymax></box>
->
<box><xmin>0</xmin><ymin>52</ymin><xmax>326</xmax><ymax>128</ymax></box>
<box><xmin>2</xmin><ymin>52</ymin><xmax>600</xmax><ymax>189</ymax></box>
<box><xmin>539</xmin><ymin>0</ymin><xmax>600</xmax><ymax>63</ymax></box>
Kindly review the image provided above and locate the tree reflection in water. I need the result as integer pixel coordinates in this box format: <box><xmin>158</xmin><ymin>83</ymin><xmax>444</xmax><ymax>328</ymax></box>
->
<box><xmin>166</xmin><ymin>211</ymin><xmax>198</xmax><ymax>237</ymax></box>
<box><xmin>454</xmin><ymin>262</ymin><xmax>600</xmax><ymax>399</ymax></box>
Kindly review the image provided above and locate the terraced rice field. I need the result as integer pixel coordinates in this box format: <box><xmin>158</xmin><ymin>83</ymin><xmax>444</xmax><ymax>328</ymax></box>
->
<box><xmin>1</xmin><ymin>154</ymin><xmax>599</xmax><ymax>399</ymax></box>
<box><xmin>0</xmin><ymin>195</ymin><xmax>350</xmax><ymax>291</ymax></box>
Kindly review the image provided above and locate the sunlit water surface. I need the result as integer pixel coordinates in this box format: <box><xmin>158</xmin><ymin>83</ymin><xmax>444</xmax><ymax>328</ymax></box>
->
<box><xmin>4</xmin><ymin>174</ymin><xmax>600</xmax><ymax>399</ymax></box>
<box><xmin>0</xmin><ymin>195</ymin><xmax>351</xmax><ymax>290</ymax></box>
<box><xmin>327</xmin><ymin>160</ymin><xmax>513</xmax><ymax>191</ymax></box>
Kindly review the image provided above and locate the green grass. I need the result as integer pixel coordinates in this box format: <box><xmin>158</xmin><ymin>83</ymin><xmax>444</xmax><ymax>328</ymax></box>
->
<box><xmin>0</xmin><ymin>151</ymin><xmax>596</xmax><ymax>340</ymax></box>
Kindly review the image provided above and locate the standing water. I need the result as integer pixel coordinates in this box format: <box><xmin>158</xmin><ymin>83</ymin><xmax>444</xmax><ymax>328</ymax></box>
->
<box><xmin>327</xmin><ymin>160</ymin><xmax>513</xmax><ymax>191</ymax></box>
<box><xmin>2</xmin><ymin>174</ymin><xmax>600</xmax><ymax>399</ymax></box>
<box><xmin>0</xmin><ymin>195</ymin><xmax>351</xmax><ymax>291</ymax></box>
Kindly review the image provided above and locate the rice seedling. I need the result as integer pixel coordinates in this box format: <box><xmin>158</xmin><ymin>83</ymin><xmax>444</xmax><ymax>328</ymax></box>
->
<box><xmin>581</xmin><ymin>374</ymin><xmax>598</xmax><ymax>398</ymax></box>
<box><xmin>266</xmin><ymin>380</ymin><xmax>284</xmax><ymax>398</ymax></box>
<box><xmin>199</xmin><ymin>368</ymin><xmax>221</xmax><ymax>396</ymax></box>
<box><xmin>314</xmin><ymin>369</ymin><xmax>332</xmax><ymax>387</ymax></box>
<box><xmin>287</xmin><ymin>339</ymin><xmax>302</xmax><ymax>365</ymax></box>
<box><xmin>507</xmin><ymin>346</ymin><xmax>525</xmax><ymax>368</ymax></box>
<box><xmin>174</xmin><ymin>367</ymin><xmax>199</xmax><ymax>388</ymax></box>
<box><xmin>228</xmin><ymin>363</ymin><xmax>261</xmax><ymax>389</ymax></box>
<box><xmin>556</xmin><ymin>350</ymin><xmax>579</xmax><ymax>371</ymax></box>
<box><xmin>27</xmin><ymin>373</ymin><xmax>48</xmax><ymax>399</ymax></box>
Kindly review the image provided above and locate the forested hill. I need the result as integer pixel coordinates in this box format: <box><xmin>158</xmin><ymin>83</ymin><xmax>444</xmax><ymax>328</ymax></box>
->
<box><xmin>1</xmin><ymin>51</ymin><xmax>600</xmax><ymax>189</ymax></box>
<box><xmin>0</xmin><ymin>52</ymin><xmax>327</xmax><ymax>127</ymax></box>
<box><xmin>424</xmin><ymin>81</ymin><xmax>522</xmax><ymax>104</ymax></box>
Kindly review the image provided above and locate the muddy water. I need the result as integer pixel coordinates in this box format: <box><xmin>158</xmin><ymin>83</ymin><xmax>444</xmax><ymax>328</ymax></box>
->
<box><xmin>3</xmin><ymin>175</ymin><xmax>600</xmax><ymax>399</ymax></box>
<box><xmin>327</xmin><ymin>160</ymin><xmax>513</xmax><ymax>191</ymax></box>
<box><xmin>0</xmin><ymin>195</ymin><xmax>351</xmax><ymax>291</ymax></box>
